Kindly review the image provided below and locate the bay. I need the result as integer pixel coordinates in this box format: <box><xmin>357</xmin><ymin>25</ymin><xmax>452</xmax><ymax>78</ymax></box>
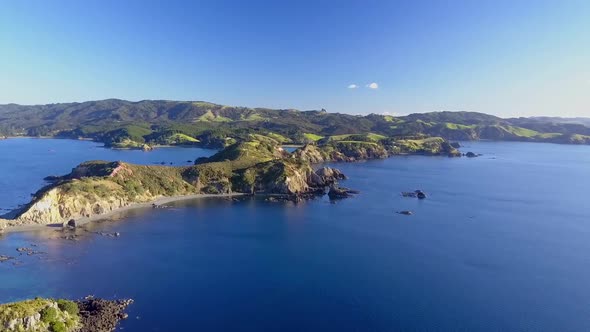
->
<box><xmin>1</xmin><ymin>139</ymin><xmax>590</xmax><ymax>331</ymax></box>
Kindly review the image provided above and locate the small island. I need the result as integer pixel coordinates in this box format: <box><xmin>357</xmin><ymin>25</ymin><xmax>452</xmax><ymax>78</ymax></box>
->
<box><xmin>0</xmin><ymin>134</ymin><xmax>459</xmax><ymax>230</ymax></box>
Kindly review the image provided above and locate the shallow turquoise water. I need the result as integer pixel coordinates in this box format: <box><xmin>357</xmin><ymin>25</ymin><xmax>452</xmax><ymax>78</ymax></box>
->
<box><xmin>1</xmin><ymin>139</ymin><xmax>590</xmax><ymax>331</ymax></box>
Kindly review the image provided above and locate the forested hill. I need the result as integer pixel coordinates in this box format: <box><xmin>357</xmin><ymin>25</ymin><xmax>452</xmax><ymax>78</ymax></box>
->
<box><xmin>0</xmin><ymin>99</ymin><xmax>588</xmax><ymax>147</ymax></box>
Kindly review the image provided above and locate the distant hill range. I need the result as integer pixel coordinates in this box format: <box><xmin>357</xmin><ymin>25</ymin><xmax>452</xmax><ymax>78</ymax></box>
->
<box><xmin>510</xmin><ymin>116</ymin><xmax>590</xmax><ymax>127</ymax></box>
<box><xmin>0</xmin><ymin>99</ymin><xmax>588</xmax><ymax>147</ymax></box>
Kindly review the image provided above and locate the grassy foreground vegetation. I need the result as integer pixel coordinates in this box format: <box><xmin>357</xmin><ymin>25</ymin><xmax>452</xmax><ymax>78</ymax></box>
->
<box><xmin>0</xmin><ymin>298</ymin><xmax>79</xmax><ymax>332</ymax></box>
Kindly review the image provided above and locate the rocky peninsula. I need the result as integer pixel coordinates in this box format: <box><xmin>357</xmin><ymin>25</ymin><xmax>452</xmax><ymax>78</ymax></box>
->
<box><xmin>0</xmin><ymin>134</ymin><xmax>460</xmax><ymax>230</ymax></box>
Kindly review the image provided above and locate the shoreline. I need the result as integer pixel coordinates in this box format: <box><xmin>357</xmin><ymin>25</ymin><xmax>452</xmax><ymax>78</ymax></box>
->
<box><xmin>0</xmin><ymin>193</ymin><xmax>245</xmax><ymax>234</ymax></box>
<box><xmin>0</xmin><ymin>135</ymin><xmax>219</xmax><ymax>150</ymax></box>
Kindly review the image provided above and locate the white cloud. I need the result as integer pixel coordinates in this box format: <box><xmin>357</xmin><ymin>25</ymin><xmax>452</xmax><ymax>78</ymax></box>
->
<box><xmin>366</xmin><ymin>82</ymin><xmax>379</xmax><ymax>89</ymax></box>
<box><xmin>348</xmin><ymin>84</ymin><xmax>358</xmax><ymax>89</ymax></box>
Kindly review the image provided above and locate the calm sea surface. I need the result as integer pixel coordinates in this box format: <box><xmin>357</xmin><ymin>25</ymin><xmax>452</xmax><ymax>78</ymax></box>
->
<box><xmin>1</xmin><ymin>138</ymin><xmax>590</xmax><ymax>331</ymax></box>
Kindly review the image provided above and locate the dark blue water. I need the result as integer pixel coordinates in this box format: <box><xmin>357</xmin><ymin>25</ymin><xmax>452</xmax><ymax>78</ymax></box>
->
<box><xmin>1</xmin><ymin>139</ymin><xmax>590</xmax><ymax>331</ymax></box>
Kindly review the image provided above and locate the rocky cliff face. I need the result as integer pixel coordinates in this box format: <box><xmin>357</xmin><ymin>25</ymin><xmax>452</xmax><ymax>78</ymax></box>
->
<box><xmin>291</xmin><ymin>144</ymin><xmax>327</xmax><ymax>163</ymax></box>
<box><xmin>13</xmin><ymin>187</ymin><xmax>132</xmax><ymax>226</ymax></box>
<box><xmin>293</xmin><ymin>141</ymin><xmax>389</xmax><ymax>162</ymax></box>
<box><xmin>4</xmin><ymin>161</ymin><xmax>197</xmax><ymax>226</ymax></box>
<box><xmin>232</xmin><ymin>160</ymin><xmax>314</xmax><ymax>195</ymax></box>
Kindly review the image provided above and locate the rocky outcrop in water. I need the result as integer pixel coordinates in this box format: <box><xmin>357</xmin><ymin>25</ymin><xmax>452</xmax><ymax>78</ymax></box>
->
<box><xmin>465</xmin><ymin>152</ymin><xmax>480</xmax><ymax>158</ymax></box>
<box><xmin>328</xmin><ymin>186</ymin><xmax>360</xmax><ymax>199</ymax></box>
<box><xmin>308</xmin><ymin>167</ymin><xmax>347</xmax><ymax>187</ymax></box>
<box><xmin>402</xmin><ymin>190</ymin><xmax>427</xmax><ymax>199</ymax></box>
<box><xmin>76</xmin><ymin>297</ymin><xmax>133</xmax><ymax>332</ymax></box>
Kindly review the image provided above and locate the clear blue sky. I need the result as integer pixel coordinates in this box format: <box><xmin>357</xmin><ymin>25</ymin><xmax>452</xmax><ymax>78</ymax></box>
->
<box><xmin>1</xmin><ymin>0</ymin><xmax>589</xmax><ymax>117</ymax></box>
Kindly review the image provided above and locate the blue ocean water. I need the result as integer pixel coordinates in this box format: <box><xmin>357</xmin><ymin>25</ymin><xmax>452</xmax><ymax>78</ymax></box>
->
<box><xmin>0</xmin><ymin>138</ymin><xmax>213</xmax><ymax>211</ymax></box>
<box><xmin>1</xmin><ymin>139</ymin><xmax>590</xmax><ymax>331</ymax></box>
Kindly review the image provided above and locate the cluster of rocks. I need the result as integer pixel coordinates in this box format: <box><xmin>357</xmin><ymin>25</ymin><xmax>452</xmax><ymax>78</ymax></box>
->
<box><xmin>401</xmin><ymin>190</ymin><xmax>427</xmax><ymax>199</ymax></box>
<box><xmin>308</xmin><ymin>167</ymin><xmax>359</xmax><ymax>200</ymax></box>
<box><xmin>327</xmin><ymin>186</ymin><xmax>360</xmax><ymax>199</ymax></box>
<box><xmin>0</xmin><ymin>254</ymin><xmax>14</xmax><ymax>262</ymax></box>
<box><xmin>265</xmin><ymin>195</ymin><xmax>295</xmax><ymax>203</ymax></box>
<box><xmin>262</xmin><ymin>166</ymin><xmax>359</xmax><ymax>202</ymax></box>
<box><xmin>398</xmin><ymin>189</ymin><xmax>429</xmax><ymax>216</ymax></box>
<box><xmin>464</xmin><ymin>151</ymin><xmax>482</xmax><ymax>158</ymax></box>
<box><xmin>95</xmin><ymin>232</ymin><xmax>121</xmax><ymax>238</ymax></box>
<box><xmin>16</xmin><ymin>246</ymin><xmax>45</xmax><ymax>256</ymax></box>
<box><xmin>76</xmin><ymin>297</ymin><xmax>134</xmax><ymax>332</ymax></box>
<box><xmin>62</xmin><ymin>234</ymin><xmax>79</xmax><ymax>241</ymax></box>
<box><xmin>307</xmin><ymin>167</ymin><xmax>347</xmax><ymax>187</ymax></box>
<box><xmin>0</xmin><ymin>243</ymin><xmax>45</xmax><ymax>265</ymax></box>
<box><xmin>64</xmin><ymin>219</ymin><xmax>78</xmax><ymax>228</ymax></box>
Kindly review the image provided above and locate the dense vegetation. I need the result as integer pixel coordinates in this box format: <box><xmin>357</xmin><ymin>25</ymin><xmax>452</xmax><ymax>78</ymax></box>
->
<box><xmin>0</xmin><ymin>298</ymin><xmax>79</xmax><ymax>331</ymax></box>
<box><xmin>0</xmin><ymin>99</ymin><xmax>588</xmax><ymax>148</ymax></box>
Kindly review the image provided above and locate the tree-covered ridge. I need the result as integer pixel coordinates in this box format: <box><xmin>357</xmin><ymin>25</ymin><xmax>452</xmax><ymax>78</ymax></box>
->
<box><xmin>0</xmin><ymin>99</ymin><xmax>588</xmax><ymax>147</ymax></box>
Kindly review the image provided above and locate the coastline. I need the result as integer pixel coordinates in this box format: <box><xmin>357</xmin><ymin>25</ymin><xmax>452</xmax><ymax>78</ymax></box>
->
<box><xmin>0</xmin><ymin>135</ymin><xmax>224</xmax><ymax>152</ymax></box>
<box><xmin>0</xmin><ymin>193</ymin><xmax>245</xmax><ymax>234</ymax></box>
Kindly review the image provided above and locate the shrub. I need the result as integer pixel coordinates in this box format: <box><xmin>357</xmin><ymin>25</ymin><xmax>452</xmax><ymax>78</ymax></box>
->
<box><xmin>40</xmin><ymin>307</ymin><xmax>58</xmax><ymax>323</ymax></box>
<box><xmin>57</xmin><ymin>300</ymin><xmax>79</xmax><ymax>316</ymax></box>
<box><xmin>50</xmin><ymin>320</ymin><xmax>66</xmax><ymax>332</ymax></box>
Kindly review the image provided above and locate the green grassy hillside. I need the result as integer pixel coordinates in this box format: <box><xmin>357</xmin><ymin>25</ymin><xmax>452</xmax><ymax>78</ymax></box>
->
<box><xmin>0</xmin><ymin>99</ymin><xmax>588</xmax><ymax>147</ymax></box>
